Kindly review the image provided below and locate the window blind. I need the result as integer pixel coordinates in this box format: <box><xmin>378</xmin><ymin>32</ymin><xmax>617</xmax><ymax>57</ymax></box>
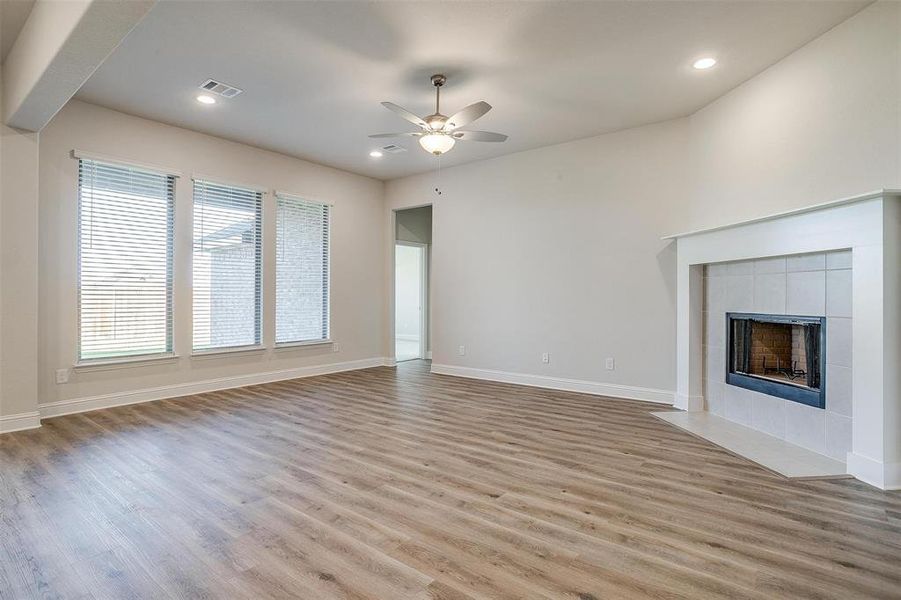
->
<box><xmin>275</xmin><ymin>193</ymin><xmax>330</xmax><ymax>344</ymax></box>
<box><xmin>192</xmin><ymin>179</ymin><xmax>263</xmax><ymax>351</ymax></box>
<box><xmin>77</xmin><ymin>159</ymin><xmax>175</xmax><ymax>361</ymax></box>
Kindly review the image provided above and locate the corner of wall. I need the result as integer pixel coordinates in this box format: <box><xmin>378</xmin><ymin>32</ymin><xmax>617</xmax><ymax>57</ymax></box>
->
<box><xmin>0</xmin><ymin>113</ymin><xmax>41</xmax><ymax>421</ymax></box>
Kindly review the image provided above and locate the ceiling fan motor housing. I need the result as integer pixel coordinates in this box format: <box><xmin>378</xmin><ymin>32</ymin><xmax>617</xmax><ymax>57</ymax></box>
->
<box><xmin>425</xmin><ymin>113</ymin><xmax>447</xmax><ymax>130</ymax></box>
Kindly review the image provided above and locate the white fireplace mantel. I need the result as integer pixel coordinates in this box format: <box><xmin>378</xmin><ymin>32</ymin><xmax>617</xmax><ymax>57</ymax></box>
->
<box><xmin>667</xmin><ymin>189</ymin><xmax>901</xmax><ymax>490</ymax></box>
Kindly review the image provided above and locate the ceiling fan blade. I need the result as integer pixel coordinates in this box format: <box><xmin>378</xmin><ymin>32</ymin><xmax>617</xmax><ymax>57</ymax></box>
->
<box><xmin>444</xmin><ymin>101</ymin><xmax>491</xmax><ymax>130</ymax></box>
<box><xmin>381</xmin><ymin>102</ymin><xmax>428</xmax><ymax>128</ymax></box>
<box><xmin>369</xmin><ymin>132</ymin><xmax>423</xmax><ymax>138</ymax></box>
<box><xmin>451</xmin><ymin>130</ymin><xmax>507</xmax><ymax>142</ymax></box>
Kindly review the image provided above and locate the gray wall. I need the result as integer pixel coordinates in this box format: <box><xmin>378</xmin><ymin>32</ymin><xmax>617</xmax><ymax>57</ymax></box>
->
<box><xmin>396</xmin><ymin>205</ymin><xmax>432</xmax><ymax>245</ymax></box>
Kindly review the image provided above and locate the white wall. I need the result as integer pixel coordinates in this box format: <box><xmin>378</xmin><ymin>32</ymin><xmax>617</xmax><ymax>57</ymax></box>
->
<box><xmin>38</xmin><ymin>100</ymin><xmax>385</xmax><ymax>410</ymax></box>
<box><xmin>384</xmin><ymin>1</ymin><xmax>900</xmax><ymax>400</ymax></box>
<box><xmin>387</xmin><ymin>119</ymin><xmax>690</xmax><ymax>398</ymax></box>
<box><xmin>688</xmin><ymin>1</ymin><xmax>901</xmax><ymax>229</ymax></box>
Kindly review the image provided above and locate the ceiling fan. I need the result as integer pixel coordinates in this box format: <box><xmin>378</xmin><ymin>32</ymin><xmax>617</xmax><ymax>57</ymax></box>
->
<box><xmin>370</xmin><ymin>74</ymin><xmax>507</xmax><ymax>156</ymax></box>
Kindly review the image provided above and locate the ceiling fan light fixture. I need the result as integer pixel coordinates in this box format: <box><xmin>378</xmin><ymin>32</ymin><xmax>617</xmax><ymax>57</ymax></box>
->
<box><xmin>419</xmin><ymin>133</ymin><xmax>455</xmax><ymax>155</ymax></box>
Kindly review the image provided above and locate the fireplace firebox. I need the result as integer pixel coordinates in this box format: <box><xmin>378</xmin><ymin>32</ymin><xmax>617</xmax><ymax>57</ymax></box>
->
<box><xmin>726</xmin><ymin>313</ymin><xmax>826</xmax><ymax>409</ymax></box>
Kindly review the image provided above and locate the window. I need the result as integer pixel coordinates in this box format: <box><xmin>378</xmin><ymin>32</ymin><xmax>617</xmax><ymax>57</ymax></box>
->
<box><xmin>77</xmin><ymin>159</ymin><xmax>175</xmax><ymax>361</ymax></box>
<box><xmin>275</xmin><ymin>193</ymin><xmax>330</xmax><ymax>344</ymax></box>
<box><xmin>192</xmin><ymin>179</ymin><xmax>263</xmax><ymax>351</ymax></box>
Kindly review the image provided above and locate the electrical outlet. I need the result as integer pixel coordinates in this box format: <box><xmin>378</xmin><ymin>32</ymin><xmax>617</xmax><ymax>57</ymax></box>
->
<box><xmin>458</xmin><ymin>345</ymin><xmax>465</xmax><ymax>356</ymax></box>
<box><xmin>541</xmin><ymin>352</ymin><xmax>549</xmax><ymax>364</ymax></box>
<box><xmin>55</xmin><ymin>368</ymin><xmax>69</xmax><ymax>384</ymax></box>
<box><xmin>332</xmin><ymin>342</ymin><xmax>340</xmax><ymax>353</ymax></box>
<box><xmin>605</xmin><ymin>358</ymin><xmax>615</xmax><ymax>371</ymax></box>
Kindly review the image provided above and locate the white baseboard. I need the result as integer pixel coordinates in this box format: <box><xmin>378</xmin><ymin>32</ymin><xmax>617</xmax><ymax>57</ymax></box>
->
<box><xmin>674</xmin><ymin>393</ymin><xmax>705</xmax><ymax>411</ymax></box>
<box><xmin>0</xmin><ymin>411</ymin><xmax>42</xmax><ymax>433</ymax></box>
<box><xmin>847</xmin><ymin>452</ymin><xmax>901</xmax><ymax>490</ymax></box>
<box><xmin>430</xmin><ymin>364</ymin><xmax>674</xmax><ymax>405</ymax></box>
<box><xmin>39</xmin><ymin>357</ymin><xmax>392</xmax><ymax>420</ymax></box>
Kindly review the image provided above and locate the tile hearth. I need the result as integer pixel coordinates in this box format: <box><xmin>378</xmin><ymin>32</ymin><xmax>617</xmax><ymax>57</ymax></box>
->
<box><xmin>653</xmin><ymin>411</ymin><xmax>848</xmax><ymax>479</ymax></box>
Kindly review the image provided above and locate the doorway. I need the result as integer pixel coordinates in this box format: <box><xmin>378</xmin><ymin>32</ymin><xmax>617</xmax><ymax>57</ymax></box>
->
<box><xmin>393</xmin><ymin>205</ymin><xmax>432</xmax><ymax>362</ymax></box>
<box><xmin>395</xmin><ymin>242</ymin><xmax>427</xmax><ymax>361</ymax></box>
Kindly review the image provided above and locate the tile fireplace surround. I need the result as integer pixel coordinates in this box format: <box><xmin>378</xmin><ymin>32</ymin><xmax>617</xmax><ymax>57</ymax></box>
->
<box><xmin>705</xmin><ymin>254</ymin><xmax>850</xmax><ymax>459</ymax></box>
<box><xmin>667</xmin><ymin>190</ymin><xmax>901</xmax><ymax>490</ymax></box>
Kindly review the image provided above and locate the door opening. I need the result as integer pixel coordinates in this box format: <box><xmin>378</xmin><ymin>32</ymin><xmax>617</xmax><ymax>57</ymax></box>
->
<box><xmin>395</xmin><ymin>242</ymin><xmax>426</xmax><ymax>361</ymax></box>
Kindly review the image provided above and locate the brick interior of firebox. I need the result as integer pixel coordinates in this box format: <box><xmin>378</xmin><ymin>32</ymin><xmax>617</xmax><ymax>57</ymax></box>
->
<box><xmin>748</xmin><ymin>322</ymin><xmax>807</xmax><ymax>383</ymax></box>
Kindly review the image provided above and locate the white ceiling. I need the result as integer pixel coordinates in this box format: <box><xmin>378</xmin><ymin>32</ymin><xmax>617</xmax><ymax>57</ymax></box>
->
<box><xmin>76</xmin><ymin>0</ymin><xmax>867</xmax><ymax>180</ymax></box>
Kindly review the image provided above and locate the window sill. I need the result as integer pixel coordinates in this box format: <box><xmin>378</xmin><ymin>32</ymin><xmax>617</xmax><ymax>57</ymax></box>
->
<box><xmin>74</xmin><ymin>353</ymin><xmax>180</xmax><ymax>372</ymax></box>
<box><xmin>191</xmin><ymin>345</ymin><xmax>266</xmax><ymax>359</ymax></box>
<box><xmin>274</xmin><ymin>339</ymin><xmax>333</xmax><ymax>351</ymax></box>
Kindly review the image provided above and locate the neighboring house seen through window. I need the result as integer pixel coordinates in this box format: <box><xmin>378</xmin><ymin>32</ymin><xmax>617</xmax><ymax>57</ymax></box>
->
<box><xmin>77</xmin><ymin>158</ymin><xmax>175</xmax><ymax>361</ymax></box>
<box><xmin>192</xmin><ymin>179</ymin><xmax>263</xmax><ymax>352</ymax></box>
<box><xmin>275</xmin><ymin>193</ymin><xmax>331</xmax><ymax>345</ymax></box>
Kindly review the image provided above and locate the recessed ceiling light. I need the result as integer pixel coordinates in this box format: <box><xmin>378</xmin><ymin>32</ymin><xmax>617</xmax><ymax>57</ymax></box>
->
<box><xmin>369</xmin><ymin>150</ymin><xmax>383</xmax><ymax>158</ymax></box>
<box><xmin>196</xmin><ymin>94</ymin><xmax>216</xmax><ymax>105</ymax></box>
<box><xmin>693</xmin><ymin>57</ymin><xmax>717</xmax><ymax>70</ymax></box>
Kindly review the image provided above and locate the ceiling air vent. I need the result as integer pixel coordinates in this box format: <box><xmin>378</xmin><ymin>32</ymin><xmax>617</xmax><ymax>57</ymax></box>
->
<box><xmin>199</xmin><ymin>79</ymin><xmax>243</xmax><ymax>98</ymax></box>
<box><xmin>381</xmin><ymin>144</ymin><xmax>407</xmax><ymax>154</ymax></box>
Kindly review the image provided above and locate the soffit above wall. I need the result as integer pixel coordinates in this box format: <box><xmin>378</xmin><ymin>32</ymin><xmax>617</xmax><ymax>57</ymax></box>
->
<box><xmin>0</xmin><ymin>0</ymin><xmax>35</xmax><ymax>62</ymax></box>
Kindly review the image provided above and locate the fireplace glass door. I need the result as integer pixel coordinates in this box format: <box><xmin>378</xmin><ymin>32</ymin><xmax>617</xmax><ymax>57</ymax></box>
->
<box><xmin>726</xmin><ymin>313</ymin><xmax>826</xmax><ymax>408</ymax></box>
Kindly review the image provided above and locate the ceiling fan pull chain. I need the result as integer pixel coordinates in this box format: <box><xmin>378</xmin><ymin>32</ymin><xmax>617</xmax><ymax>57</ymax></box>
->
<box><xmin>434</xmin><ymin>155</ymin><xmax>442</xmax><ymax>196</ymax></box>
